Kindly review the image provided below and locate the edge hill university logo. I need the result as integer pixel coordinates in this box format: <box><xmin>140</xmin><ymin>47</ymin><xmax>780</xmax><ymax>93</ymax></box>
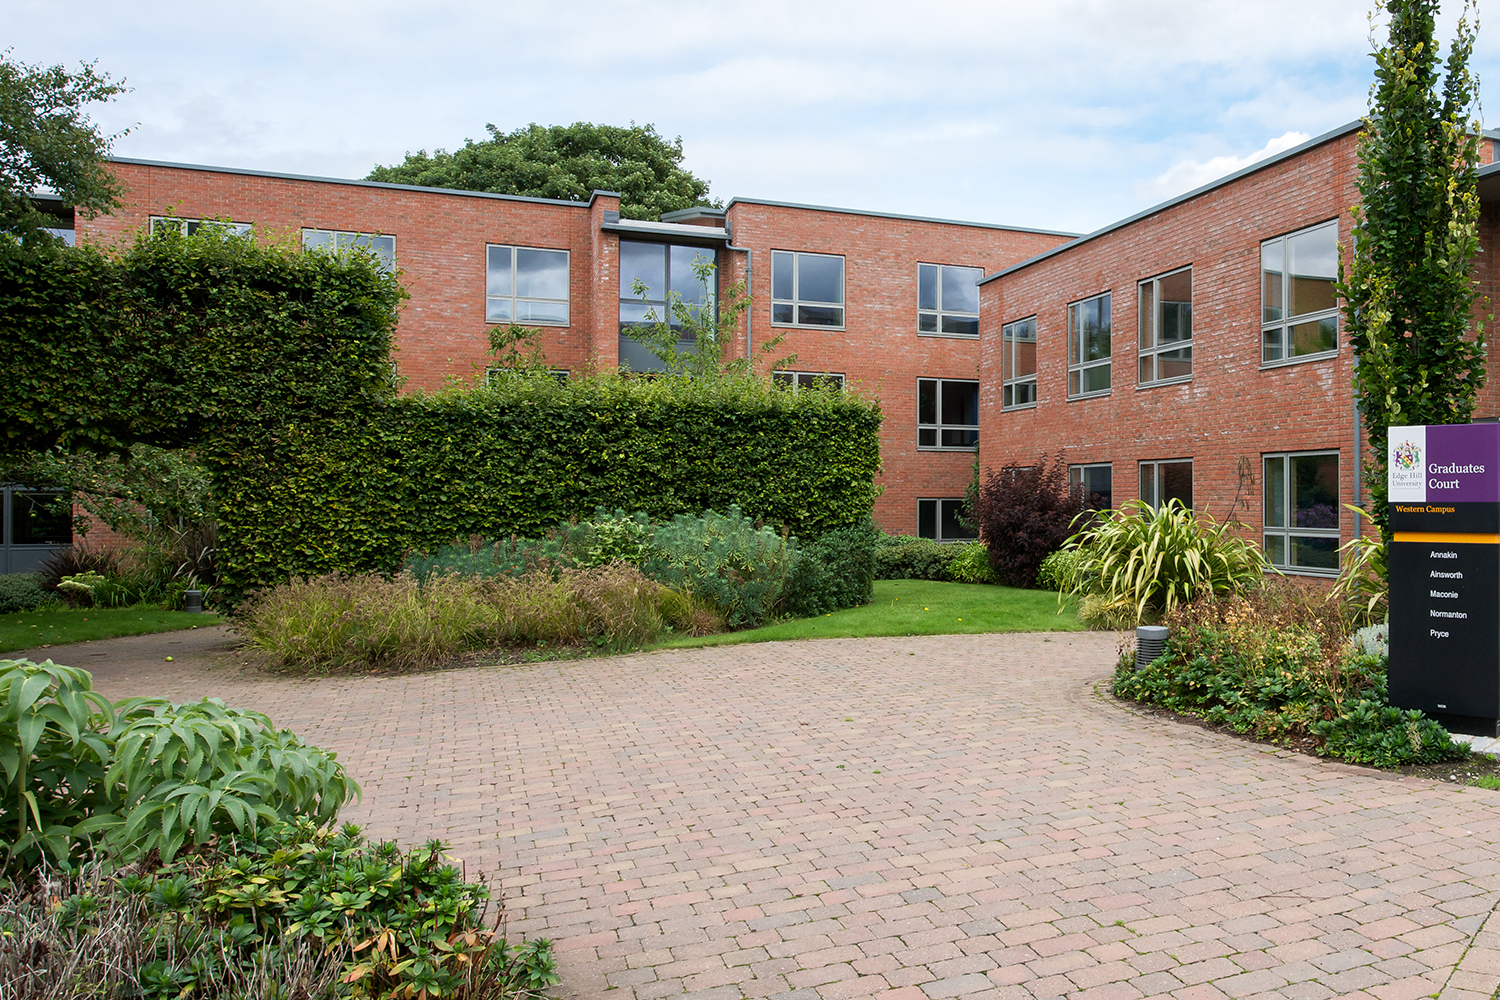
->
<box><xmin>1388</xmin><ymin>426</ymin><xmax>1426</xmax><ymax>501</ymax></box>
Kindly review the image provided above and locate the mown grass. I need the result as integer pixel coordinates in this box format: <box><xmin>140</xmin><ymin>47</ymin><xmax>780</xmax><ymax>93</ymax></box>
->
<box><xmin>0</xmin><ymin>606</ymin><xmax>224</xmax><ymax>653</ymax></box>
<box><xmin>653</xmin><ymin>579</ymin><xmax>1080</xmax><ymax>649</ymax></box>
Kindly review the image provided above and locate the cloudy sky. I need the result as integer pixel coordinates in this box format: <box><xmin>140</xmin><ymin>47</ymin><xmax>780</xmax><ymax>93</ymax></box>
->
<box><xmin>8</xmin><ymin>0</ymin><xmax>1496</xmax><ymax>234</ymax></box>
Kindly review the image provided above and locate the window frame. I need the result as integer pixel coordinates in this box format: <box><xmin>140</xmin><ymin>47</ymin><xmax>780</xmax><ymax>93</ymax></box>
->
<box><xmin>1067</xmin><ymin>292</ymin><xmax>1112</xmax><ymax>398</ymax></box>
<box><xmin>1262</xmin><ymin>450</ymin><xmax>1341</xmax><ymax>576</ymax></box>
<box><xmin>1137</xmin><ymin>267</ymin><xmax>1193</xmax><ymax>386</ymax></box>
<box><xmin>917</xmin><ymin>498</ymin><xmax>977</xmax><ymax>543</ymax></box>
<box><xmin>1069</xmin><ymin>463</ymin><xmax>1114</xmax><ymax>511</ymax></box>
<box><xmin>770</xmin><ymin>250</ymin><xmax>846</xmax><ymax>330</ymax></box>
<box><xmin>485</xmin><ymin>244</ymin><xmax>571</xmax><ymax>327</ymax></box>
<box><xmin>302</xmin><ymin>228</ymin><xmax>396</xmax><ymax>272</ymax></box>
<box><xmin>1001</xmin><ymin>315</ymin><xmax>1038</xmax><ymax>410</ymax></box>
<box><xmin>917</xmin><ymin>262</ymin><xmax>983</xmax><ymax>338</ymax></box>
<box><xmin>149</xmin><ymin>216</ymin><xmax>253</xmax><ymax>238</ymax></box>
<box><xmin>773</xmin><ymin>370</ymin><xmax>845</xmax><ymax>391</ymax></box>
<box><xmin>1260</xmin><ymin>220</ymin><xmax>1339</xmax><ymax>367</ymax></box>
<box><xmin>1139</xmin><ymin>459</ymin><xmax>1193</xmax><ymax>509</ymax></box>
<box><xmin>917</xmin><ymin>378</ymin><xmax>980</xmax><ymax>451</ymax></box>
<box><xmin>485</xmin><ymin>367</ymin><xmax>569</xmax><ymax>386</ymax></box>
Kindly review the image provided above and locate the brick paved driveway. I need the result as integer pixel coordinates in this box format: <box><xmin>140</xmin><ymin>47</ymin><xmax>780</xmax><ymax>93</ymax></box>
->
<box><xmin>57</xmin><ymin>628</ymin><xmax>1500</xmax><ymax>999</ymax></box>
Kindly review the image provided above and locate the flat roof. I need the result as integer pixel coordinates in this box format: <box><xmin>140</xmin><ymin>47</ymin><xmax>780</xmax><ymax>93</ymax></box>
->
<box><xmin>978</xmin><ymin>120</ymin><xmax>1365</xmax><ymax>285</ymax></box>
<box><xmin>725</xmin><ymin>196</ymin><xmax>1079</xmax><ymax>238</ymax></box>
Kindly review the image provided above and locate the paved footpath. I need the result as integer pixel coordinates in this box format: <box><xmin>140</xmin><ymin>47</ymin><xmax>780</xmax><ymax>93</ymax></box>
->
<box><xmin>18</xmin><ymin>627</ymin><xmax>1500</xmax><ymax>1000</ymax></box>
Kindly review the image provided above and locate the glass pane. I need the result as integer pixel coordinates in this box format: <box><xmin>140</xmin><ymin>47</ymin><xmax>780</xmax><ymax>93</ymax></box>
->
<box><xmin>372</xmin><ymin>235</ymin><xmax>396</xmax><ymax>266</ymax></box>
<box><xmin>516</xmin><ymin>248</ymin><xmax>568</xmax><ymax>300</ymax></box>
<box><xmin>940</xmin><ymin>381</ymin><xmax>978</xmax><ymax>426</ymax></box>
<box><xmin>1014</xmin><ymin>380</ymin><xmax>1036</xmax><ymax>406</ymax></box>
<box><xmin>1068</xmin><ymin>303</ymin><xmax>1081</xmax><ymax>366</ymax></box>
<box><xmin>620</xmin><ymin>242</ymin><xmax>665</xmax><ymax>300</ymax></box>
<box><xmin>1292</xmin><ymin>453</ymin><xmax>1339</xmax><ymax>528</ymax></box>
<box><xmin>1287</xmin><ymin>225</ymin><xmax>1337</xmax><ymax>318</ymax></box>
<box><xmin>918</xmin><ymin>500</ymin><xmax>937</xmax><ymax>539</ymax></box>
<box><xmin>1263</xmin><ymin>327</ymin><xmax>1284</xmax><ymax>363</ymax></box>
<box><xmin>942</xmin><ymin>266</ymin><xmax>981</xmax><ymax>314</ymax></box>
<box><xmin>918</xmin><ymin>264</ymin><xmax>938</xmax><ymax>311</ymax></box>
<box><xmin>1290</xmin><ymin>317</ymin><xmax>1337</xmax><ymax>357</ymax></box>
<box><xmin>1161</xmin><ymin>301</ymin><xmax>1191</xmax><ymax>344</ymax></box>
<box><xmin>1162</xmin><ymin>461</ymin><xmax>1192</xmax><ymax>507</ymax></box>
<box><xmin>919</xmin><ymin>312</ymin><xmax>938</xmax><ymax>333</ymax></box>
<box><xmin>1262</xmin><ymin>241</ymin><xmax>1284</xmax><ymax>323</ymax></box>
<box><xmin>1264</xmin><ymin>456</ymin><xmax>1286</xmax><ymax>528</ymax></box>
<box><xmin>1015</xmin><ymin>338</ymin><xmax>1036</xmax><ymax>379</ymax></box>
<box><xmin>919</xmin><ymin>428</ymin><xmax>937</xmax><ymax>447</ymax></box>
<box><xmin>940</xmin><ymin>500</ymin><xmax>977</xmax><ymax>540</ymax></box>
<box><xmin>772</xmin><ymin>251</ymin><xmax>794</xmax><ymax>300</ymax></box>
<box><xmin>1083</xmin><ymin>467</ymin><xmax>1112</xmax><ymax>510</ymax></box>
<box><xmin>1003</xmin><ymin>384</ymin><xmax>1014</xmax><ymax>408</ymax></box>
<box><xmin>941</xmin><ymin>428</ymin><xmax>979</xmax><ymax>448</ymax></box>
<box><xmin>772</xmin><ymin>303</ymin><xmax>794</xmax><ymax>324</ymax></box>
<box><xmin>797</xmin><ymin>254</ymin><xmax>843</xmax><ymax>304</ymax></box>
<box><xmin>619</xmin><ymin>301</ymin><xmax>658</xmax><ymax>326</ymax></box>
<box><xmin>1264</xmin><ymin>533</ymin><xmax>1286</xmax><ymax>566</ymax></box>
<box><xmin>302</xmin><ymin>230</ymin><xmax>334</xmax><ymax>252</ymax></box>
<box><xmin>1069</xmin><ymin>370</ymin><xmax>1081</xmax><ymax>396</ymax></box>
<box><xmin>1138</xmin><ymin>281</ymin><xmax>1155</xmax><ymax>349</ymax></box>
<box><xmin>1086</xmin><ymin>296</ymin><xmax>1110</xmax><ymax>360</ymax></box>
<box><xmin>11</xmin><ymin>492</ymin><xmax>72</xmax><ymax>545</ymax></box>
<box><xmin>918</xmin><ymin>380</ymin><xmax>937</xmax><ymax>424</ymax></box>
<box><xmin>1140</xmin><ymin>464</ymin><xmax>1157</xmax><ymax>507</ymax></box>
<box><xmin>485</xmin><ymin>297</ymin><xmax>512</xmax><ymax>323</ymax></box>
<box><xmin>1291</xmin><ymin>535</ymin><xmax>1339</xmax><ymax>571</ymax></box>
<box><xmin>1084</xmin><ymin>363</ymin><xmax>1111</xmax><ymax>393</ymax></box>
<box><xmin>486</xmin><ymin>245</ymin><xmax>513</xmax><ymax>297</ymax></box>
<box><xmin>671</xmin><ymin>245</ymin><xmax>711</xmax><ymax>305</ymax></box>
<box><xmin>798</xmin><ymin>305</ymin><xmax>842</xmax><ymax>326</ymax></box>
<box><xmin>1158</xmin><ymin>347</ymin><xmax>1191</xmax><ymax>380</ymax></box>
<box><xmin>941</xmin><ymin>315</ymin><xmax>978</xmax><ymax>336</ymax></box>
<box><xmin>1139</xmin><ymin>355</ymin><xmax>1155</xmax><ymax>384</ymax></box>
<box><xmin>517</xmin><ymin>299</ymin><xmax>568</xmax><ymax>325</ymax></box>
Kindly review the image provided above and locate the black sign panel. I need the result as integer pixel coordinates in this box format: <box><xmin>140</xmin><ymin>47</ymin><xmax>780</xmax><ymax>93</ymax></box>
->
<box><xmin>1389</xmin><ymin>501</ymin><xmax>1500</xmax><ymax>534</ymax></box>
<box><xmin>1388</xmin><ymin>540</ymin><xmax>1500</xmax><ymax>729</ymax></box>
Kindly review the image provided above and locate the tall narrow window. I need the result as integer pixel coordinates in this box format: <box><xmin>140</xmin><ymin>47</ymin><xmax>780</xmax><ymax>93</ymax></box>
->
<box><xmin>1261</xmin><ymin>221</ymin><xmax>1338</xmax><ymax>364</ymax></box>
<box><xmin>1002</xmin><ymin>316</ymin><xmax>1037</xmax><ymax>409</ymax></box>
<box><xmin>1067</xmin><ymin>293</ymin><xmax>1111</xmax><ymax>397</ymax></box>
<box><xmin>1139</xmin><ymin>460</ymin><xmax>1193</xmax><ymax>509</ymax></box>
<box><xmin>918</xmin><ymin>379</ymin><xmax>979</xmax><ymax>449</ymax></box>
<box><xmin>1138</xmin><ymin>268</ymin><xmax>1192</xmax><ymax>384</ymax></box>
<box><xmin>486</xmin><ymin>245</ymin><xmax>570</xmax><ymax>325</ymax></box>
<box><xmin>1069</xmin><ymin>464</ymin><xmax>1113</xmax><ymax>511</ymax></box>
<box><xmin>1263</xmin><ymin>451</ymin><xmax>1340</xmax><ymax>573</ymax></box>
<box><xmin>918</xmin><ymin>263</ymin><xmax>982</xmax><ymax>336</ymax></box>
<box><xmin>618</xmin><ymin>241</ymin><xmax>715</xmax><ymax>371</ymax></box>
<box><xmin>771</xmin><ymin>251</ymin><xmax>845</xmax><ymax>328</ymax></box>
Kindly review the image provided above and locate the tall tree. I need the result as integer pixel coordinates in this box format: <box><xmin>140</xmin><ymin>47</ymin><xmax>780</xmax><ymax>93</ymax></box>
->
<box><xmin>367</xmin><ymin>121</ymin><xmax>716</xmax><ymax>221</ymax></box>
<box><xmin>0</xmin><ymin>50</ymin><xmax>128</xmax><ymax>241</ymax></box>
<box><xmin>1340</xmin><ymin>0</ymin><xmax>1484</xmax><ymax>532</ymax></box>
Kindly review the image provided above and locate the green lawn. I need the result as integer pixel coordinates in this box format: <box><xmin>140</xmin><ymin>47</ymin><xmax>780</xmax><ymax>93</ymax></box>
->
<box><xmin>0</xmin><ymin>606</ymin><xmax>225</xmax><ymax>654</ymax></box>
<box><xmin>655</xmin><ymin>579</ymin><xmax>1081</xmax><ymax>649</ymax></box>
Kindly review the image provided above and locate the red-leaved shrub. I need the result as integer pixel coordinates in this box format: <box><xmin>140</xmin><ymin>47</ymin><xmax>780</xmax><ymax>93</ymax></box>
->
<box><xmin>969</xmin><ymin>452</ymin><xmax>1085</xmax><ymax>588</ymax></box>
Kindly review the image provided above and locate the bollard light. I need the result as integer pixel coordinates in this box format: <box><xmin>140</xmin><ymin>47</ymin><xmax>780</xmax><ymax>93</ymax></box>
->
<box><xmin>1135</xmin><ymin>625</ymin><xmax>1168</xmax><ymax>670</ymax></box>
<box><xmin>183</xmin><ymin>589</ymin><xmax>204</xmax><ymax>614</ymax></box>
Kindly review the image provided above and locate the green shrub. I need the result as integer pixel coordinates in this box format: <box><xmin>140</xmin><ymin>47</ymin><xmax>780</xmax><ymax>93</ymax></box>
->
<box><xmin>1330</xmin><ymin>504</ymin><xmax>1388</xmax><ymax>625</ymax></box>
<box><xmin>947</xmin><ymin>542</ymin><xmax>998</xmax><ymax>584</ymax></box>
<box><xmin>872</xmin><ymin>536</ymin><xmax>957</xmax><ymax>581</ymax></box>
<box><xmin>641</xmin><ymin>507</ymin><xmax>797</xmax><ymax>628</ymax></box>
<box><xmin>1035</xmin><ymin>548</ymin><xmax>1080</xmax><ymax>591</ymax></box>
<box><xmin>783</xmin><ymin>521</ymin><xmax>878</xmax><ymax>616</ymax></box>
<box><xmin>1064</xmin><ymin>499</ymin><xmax>1270</xmax><ymax>625</ymax></box>
<box><xmin>0</xmin><ymin>574</ymin><xmax>55</xmax><ymax>614</ymax></box>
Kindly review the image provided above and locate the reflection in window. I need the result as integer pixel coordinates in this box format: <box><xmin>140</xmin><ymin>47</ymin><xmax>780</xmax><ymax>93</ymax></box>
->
<box><xmin>302</xmin><ymin>229</ymin><xmax>396</xmax><ymax>272</ymax></box>
<box><xmin>918</xmin><ymin>499</ymin><xmax>977</xmax><ymax>542</ymax></box>
<box><xmin>486</xmin><ymin>245</ymin><xmax>570</xmax><ymax>325</ymax></box>
<box><xmin>1138</xmin><ymin>268</ymin><xmax>1192</xmax><ymax>384</ymax></box>
<box><xmin>618</xmin><ymin>241</ymin><xmax>716</xmax><ymax>371</ymax></box>
<box><xmin>149</xmin><ymin>216</ymin><xmax>253</xmax><ymax>238</ymax></box>
<box><xmin>1263</xmin><ymin>451</ymin><xmax>1339</xmax><ymax>573</ymax></box>
<box><xmin>9</xmin><ymin>491</ymin><xmax>72</xmax><ymax>546</ymax></box>
<box><xmin>1001</xmin><ymin>316</ymin><xmax>1037</xmax><ymax>409</ymax></box>
<box><xmin>1069</xmin><ymin>464</ymin><xmax>1113</xmax><ymax>511</ymax></box>
<box><xmin>771</xmin><ymin>250</ymin><xmax>844</xmax><ymax>328</ymax></box>
<box><xmin>1262</xmin><ymin>221</ymin><xmax>1338</xmax><ymax>363</ymax></box>
<box><xmin>1140</xmin><ymin>460</ymin><xmax>1192</xmax><ymax>509</ymax></box>
<box><xmin>1068</xmin><ymin>293</ymin><xmax>1111</xmax><ymax>397</ymax></box>
<box><xmin>918</xmin><ymin>379</ymin><xmax>979</xmax><ymax>449</ymax></box>
<box><xmin>918</xmin><ymin>263</ymin><xmax>982</xmax><ymax>336</ymax></box>
<box><xmin>773</xmin><ymin>371</ymin><xmax>844</xmax><ymax>391</ymax></box>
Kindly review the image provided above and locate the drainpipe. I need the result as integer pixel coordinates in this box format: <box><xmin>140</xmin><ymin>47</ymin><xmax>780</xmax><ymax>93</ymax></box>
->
<box><xmin>725</xmin><ymin>237</ymin><xmax>752</xmax><ymax>361</ymax></box>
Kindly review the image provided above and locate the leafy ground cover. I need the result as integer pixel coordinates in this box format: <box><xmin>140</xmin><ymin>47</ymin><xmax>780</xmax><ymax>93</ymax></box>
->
<box><xmin>0</xmin><ymin>605</ymin><xmax>223</xmax><ymax>652</ymax></box>
<box><xmin>654</xmin><ymin>579</ymin><xmax>1081</xmax><ymax>649</ymax></box>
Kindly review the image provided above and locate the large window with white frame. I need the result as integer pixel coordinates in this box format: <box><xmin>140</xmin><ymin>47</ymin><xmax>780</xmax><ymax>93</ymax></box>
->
<box><xmin>1261</xmin><ymin>221</ymin><xmax>1338</xmax><ymax>364</ymax></box>
<box><xmin>1067</xmin><ymin>293</ymin><xmax>1111</xmax><ymax>397</ymax></box>
<box><xmin>1263</xmin><ymin>451</ymin><xmax>1340</xmax><ymax>573</ymax></box>
<box><xmin>1069</xmin><ymin>463</ymin><xmax>1113</xmax><ymax>511</ymax></box>
<box><xmin>918</xmin><ymin>499</ymin><xmax>977</xmax><ymax>542</ymax></box>
<box><xmin>302</xmin><ymin>229</ymin><xmax>396</xmax><ymax>272</ymax></box>
<box><xmin>149</xmin><ymin>216</ymin><xmax>252</xmax><ymax>238</ymax></box>
<box><xmin>918</xmin><ymin>263</ymin><xmax>982</xmax><ymax>337</ymax></box>
<box><xmin>1140</xmin><ymin>459</ymin><xmax>1193</xmax><ymax>509</ymax></box>
<box><xmin>1138</xmin><ymin>268</ymin><xmax>1192</xmax><ymax>384</ymax></box>
<box><xmin>1001</xmin><ymin>316</ymin><xmax>1037</xmax><ymax>409</ymax></box>
<box><xmin>771</xmin><ymin>250</ymin><xmax>844</xmax><ymax>328</ymax></box>
<box><xmin>918</xmin><ymin>379</ymin><xmax>978</xmax><ymax>449</ymax></box>
<box><xmin>486</xmin><ymin>245</ymin><xmax>569</xmax><ymax>325</ymax></box>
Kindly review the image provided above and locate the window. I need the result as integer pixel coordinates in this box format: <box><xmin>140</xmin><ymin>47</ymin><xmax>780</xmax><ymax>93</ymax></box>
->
<box><xmin>618</xmin><ymin>241</ymin><xmax>715</xmax><ymax>371</ymax></box>
<box><xmin>1138</xmin><ymin>268</ymin><xmax>1192</xmax><ymax>384</ymax></box>
<box><xmin>771</xmin><ymin>250</ymin><xmax>844</xmax><ymax>328</ymax></box>
<box><xmin>918</xmin><ymin>379</ymin><xmax>979</xmax><ymax>449</ymax></box>
<box><xmin>1069</xmin><ymin>464</ymin><xmax>1113</xmax><ymax>510</ymax></box>
<box><xmin>918</xmin><ymin>263</ymin><xmax>982</xmax><ymax>336</ymax></box>
<box><xmin>303</xmin><ymin>229</ymin><xmax>396</xmax><ymax>272</ymax></box>
<box><xmin>1262</xmin><ymin>221</ymin><xmax>1338</xmax><ymax>364</ymax></box>
<box><xmin>773</xmin><ymin>371</ymin><xmax>845</xmax><ymax>390</ymax></box>
<box><xmin>918</xmin><ymin>499</ymin><xmax>976</xmax><ymax>542</ymax></box>
<box><xmin>149</xmin><ymin>216</ymin><xmax>252</xmax><ymax>238</ymax></box>
<box><xmin>7</xmin><ymin>490</ymin><xmax>71</xmax><ymax>546</ymax></box>
<box><xmin>1140</xmin><ymin>460</ymin><xmax>1193</xmax><ymax>509</ymax></box>
<box><xmin>486</xmin><ymin>245</ymin><xmax>569</xmax><ymax>325</ymax></box>
<box><xmin>485</xmin><ymin>367</ymin><xmax>568</xmax><ymax>386</ymax></box>
<box><xmin>1263</xmin><ymin>451</ymin><xmax>1340</xmax><ymax>573</ymax></box>
<box><xmin>1067</xmin><ymin>293</ymin><xmax>1111</xmax><ymax>397</ymax></box>
<box><xmin>1001</xmin><ymin>316</ymin><xmax>1037</xmax><ymax>409</ymax></box>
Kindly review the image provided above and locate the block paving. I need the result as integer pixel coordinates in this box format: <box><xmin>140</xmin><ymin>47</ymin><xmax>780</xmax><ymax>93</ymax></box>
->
<box><xmin>54</xmin><ymin>626</ymin><xmax>1500</xmax><ymax>999</ymax></box>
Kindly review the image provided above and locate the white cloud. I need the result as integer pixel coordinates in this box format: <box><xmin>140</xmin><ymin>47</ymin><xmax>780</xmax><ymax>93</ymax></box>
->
<box><xmin>1133</xmin><ymin>132</ymin><xmax>1315</xmax><ymax>205</ymax></box>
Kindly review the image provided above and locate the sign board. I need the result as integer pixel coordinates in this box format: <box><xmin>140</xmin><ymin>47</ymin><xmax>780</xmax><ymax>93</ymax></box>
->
<box><xmin>1387</xmin><ymin>423</ymin><xmax>1500</xmax><ymax>736</ymax></box>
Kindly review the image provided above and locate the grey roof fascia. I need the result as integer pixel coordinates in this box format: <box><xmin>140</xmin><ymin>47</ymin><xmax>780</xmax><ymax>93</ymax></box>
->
<box><xmin>108</xmin><ymin>155</ymin><xmax>594</xmax><ymax>210</ymax></box>
<box><xmin>601</xmin><ymin>218</ymin><xmax>730</xmax><ymax>242</ymax></box>
<box><xmin>724</xmin><ymin>195</ymin><xmax>1079</xmax><ymax>238</ymax></box>
<box><xmin>978</xmin><ymin>120</ymin><xmax>1365</xmax><ymax>286</ymax></box>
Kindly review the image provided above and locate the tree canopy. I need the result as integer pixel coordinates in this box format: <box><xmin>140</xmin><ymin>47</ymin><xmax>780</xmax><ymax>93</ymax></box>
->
<box><xmin>0</xmin><ymin>50</ymin><xmax>127</xmax><ymax>241</ymax></box>
<box><xmin>366</xmin><ymin>121</ymin><xmax>717</xmax><ymax>221</ymax></box>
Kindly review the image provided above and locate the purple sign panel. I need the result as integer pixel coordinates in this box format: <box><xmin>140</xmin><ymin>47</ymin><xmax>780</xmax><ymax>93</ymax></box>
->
<box><xmin>1388</xmin><ymin>423</ymin><xmax>1500</xmax><ymax>504</ymax></box>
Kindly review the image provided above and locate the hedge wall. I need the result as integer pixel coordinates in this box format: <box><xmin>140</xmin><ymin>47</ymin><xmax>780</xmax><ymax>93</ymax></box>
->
<box><xmin>1</xmin><ymin>232</ymin><xmax>883</xmax><ymax>601</ymax></box>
